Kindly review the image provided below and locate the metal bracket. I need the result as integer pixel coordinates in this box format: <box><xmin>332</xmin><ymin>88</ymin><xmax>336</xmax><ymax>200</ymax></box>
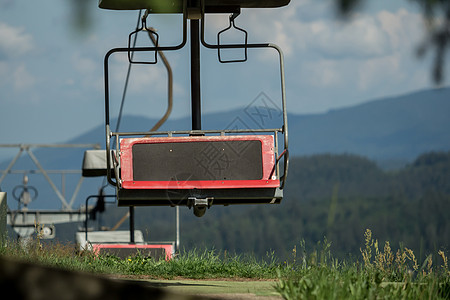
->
<box><xmin>187</xmin><ymin>196</ymin><xmax>213</xmax><ymax>217</ymax></box>
<box><xmin>187</xmin><ymin>196</ymin><xmax>213</xmax><ymax>208</ymax></box>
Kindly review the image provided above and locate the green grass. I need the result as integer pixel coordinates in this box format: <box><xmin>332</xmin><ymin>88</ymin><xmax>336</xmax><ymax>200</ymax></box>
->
<box><xmin>88</xmin><ymin>248</ymin><xmax>286</xmax><ymax>279</ymax></box>
<box><xmin>275</xmin><ymin>264</ymin><xmax>449</xmax><ymax>299</ymax></box>
<box><xmin>0</xmin><ymin>238</ymin><xmax>288</xmax><ymax>279</ymax></box>
<box><xmin>275</xmin><ymin>230</ymin><xmax>450</xmax><ymax>299</ymax></box>
<box><xmin>1</xmin><ymin>229</ymin><xmax>449</xmax><ymax>299</ymax></box>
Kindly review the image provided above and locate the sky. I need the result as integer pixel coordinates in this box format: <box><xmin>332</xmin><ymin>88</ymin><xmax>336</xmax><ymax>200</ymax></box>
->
<box><xmin>1</xmin><ymin>0</ymin><xmax>449</xmax><ymax>151</ymax></box>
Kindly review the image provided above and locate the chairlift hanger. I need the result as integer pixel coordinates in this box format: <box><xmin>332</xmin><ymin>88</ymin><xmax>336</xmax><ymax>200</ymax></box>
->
<box><xmin>95</xmin><ymin>0</ymin><xmax>290</xmax><ymax>217</ymax></box>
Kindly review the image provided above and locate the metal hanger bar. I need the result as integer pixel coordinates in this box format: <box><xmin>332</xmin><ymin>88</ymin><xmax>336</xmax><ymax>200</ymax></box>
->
<box><xmin>109</xmin><ymin>128</ymin><xmax>282</xmax><ymax>137</ymax></box>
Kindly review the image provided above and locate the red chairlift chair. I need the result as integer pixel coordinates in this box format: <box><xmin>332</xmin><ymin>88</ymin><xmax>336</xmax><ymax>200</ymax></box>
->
<box><xmin>96</xmin><ymin>0</ymin><xmax>290</xmax><ymax>216</ymax></box>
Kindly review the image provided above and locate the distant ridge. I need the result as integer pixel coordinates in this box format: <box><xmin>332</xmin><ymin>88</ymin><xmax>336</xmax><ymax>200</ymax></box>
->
<box><xmin>2</xmin><ymin>87</ymin><xmax>450</xmax><ymax>168</ymax></box>
<box><xmin>289</xmin><ymin>87</ymin><xmax>450</xmax><ymax>160</ymax></box>
<box><xmin>69</xmin><ymin>87</ymin><xmax>450</xmax><ymax>162</ymax></box>
<box><xmin>1</xmin><ymin>87</ymin><xmax>449</xmax><ymax>208</ymax></box>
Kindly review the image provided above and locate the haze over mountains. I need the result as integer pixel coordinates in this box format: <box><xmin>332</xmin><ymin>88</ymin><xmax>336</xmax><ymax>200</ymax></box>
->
<box><xmin>67</xmin><ymin>86</ymin><xmax>450</xmax><ymax>163</ymax></box>
<box><xmin>290</xmin><ymin>87</ymin><xmax>450</xmax><ymax>161</ymax></box>
<box><xmin>1</xmin><ymin>87</ymin><xmax>449</xmax><ymax>208</ymax></box>
<box><xmin>2</xmin><ymin>86</ymin><xmax>450</xmax><ymax>170</ymax></box>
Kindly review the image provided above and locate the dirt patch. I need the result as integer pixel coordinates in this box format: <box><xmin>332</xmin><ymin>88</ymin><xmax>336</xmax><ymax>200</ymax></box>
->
<box><xmin>107</xmin><ymin>275</ymin><xmax>282</xmax><ymax>299</ymax></box>
<box><xmin>136</xmin><ymin>279</ymin><xmax>282</xmax><ymax>299</ymax></box>
<box><xmin>205</xmin><ymin>293</ymin><xmax>282</xmax><ymax>299</ymax></box>
<box><xmin>110</xmin><ymin>274</ymin><xmax>278</xmax><ymax>282</ymax></box>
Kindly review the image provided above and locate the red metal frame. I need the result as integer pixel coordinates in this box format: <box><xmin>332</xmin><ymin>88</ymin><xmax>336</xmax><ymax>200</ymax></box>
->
<box><xmin>120</xmin><ymin>135</ymin><xmax>279</xmax><ymax>189</ymax></box>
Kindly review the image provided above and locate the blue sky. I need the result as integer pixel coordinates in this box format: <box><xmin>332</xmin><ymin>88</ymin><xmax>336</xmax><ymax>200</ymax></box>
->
<box><xmin>1</xmin><ymin>0</ymin><xmax>449</xmax><ymax>151</ymax></box>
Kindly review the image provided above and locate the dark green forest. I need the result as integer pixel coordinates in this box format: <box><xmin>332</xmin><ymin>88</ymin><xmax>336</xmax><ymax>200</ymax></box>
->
<box><xmin>38</xmin><ymin>152</ymin><xmax>450</xmax><ymax>261</ymax></box>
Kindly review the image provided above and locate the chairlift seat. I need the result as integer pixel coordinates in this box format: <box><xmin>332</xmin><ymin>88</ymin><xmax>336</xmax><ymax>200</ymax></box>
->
<box><xmin>116</xmin><ymin>135</ymin><xmax>282</xmax><ymax>206</ymax></box>
<box><xmin>99</xmin><ymin>0</ymin><xmax>290</xmax><ymax>212</ymax></box>
<box><xmin>82</xmin><ymin>150</ymin><xmax>114</xmax><ymax>177</ymax></box>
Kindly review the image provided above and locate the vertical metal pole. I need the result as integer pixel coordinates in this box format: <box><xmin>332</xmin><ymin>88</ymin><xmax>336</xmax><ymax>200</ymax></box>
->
<box><xmin>61</xmin><ymin>173</ymin><xmax>65</xmax><ymax>200</ymax></box>
<box><xmin>176</xmin><ymin>206</ymin><xmax>180</xmax><ymax>252</ymax></box>
<box><xmin>129</xmin><ymin>206</ymin><xmax>135</xmax><ymax>244</ymax></box>
<box><xmin>0</xmin><ymin>192</ymin><xmax>7</xmax><ymax>247</ymax></box>
<box><xmin>190</xmin><ymin>19</ymin><xmax>201</xmax><ymax>131</ymax></box>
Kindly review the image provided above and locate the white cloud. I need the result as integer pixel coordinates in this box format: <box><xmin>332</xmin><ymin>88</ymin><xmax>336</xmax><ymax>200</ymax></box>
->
<box><xmin>0</xmin><ymin>61</ymin><xmax>35</xmax><ymax>93</ymax></box>
<box><xmin>0</xmin><ymin>61</ymin><xmax>8</xmax><ymax>79</ymax></box>
<box><xmin>377</xmin><ymin>9</ymin><xmax>424</xmax><ymax>51</ymax></box>
<box><xmin>0</xmin><ymin>22</ymin><xmax>36</xmax><ymax>94</ymax></box>
<box><xmin>357</xmin><ymin>55</ymin><xmax>400</xmax><ymax>91</ymax></box>
<box><xmin>247</xmin><ymin>3</ymin><xmax>430</xmax><ymax>110</ymax></box>
<box><xmin>136</xmin><ymin>4</ymin><xmax>432</xmax><ymax>116</ymax></box>
<box><xmin>295</xmin><ymin>0</ymin><xmax>332</xmax><ymax>22</ymax></box>
<box><xmin>73</xmin><ymin>55</ymin><xmax>96</xmax><ymax>74</ymax></box>
<box><xmin>301</xmin><ymin>59</ymin><xmax>343</xmax><ymax>88</ymax></box>
<box><xmin>128</xmin><ymin>65</ymin><xmax>165</xmax><ymax>92</ymax></box>
<box><xmin>309</xmin><ymin>15</ymin><xmax>391</xmax><ymax>59</ymax></box>
<box><xmin>0</xmin><ymin>22</ymin><xmax>34</xmax><ymax>57</ymax></box>
<box><xmin>107</xmin><ymin>54</ymin><xmax>178</xmax><ymax>107</ymax></box>
<box><xmin>13</xmin><ymin>63</ymin><xmax>35</xmax><ymax>91</ymax></box>
<box><xmin>70</xmin><ymin>52</ymin><xmax>104</xmax><ymax>93</ymax></box>
<box><xmin>239</xmin><ymin>2</ymin><xmax>423</xmax><ymax>62</ymax></box>
<box><xmin>199</xmin><ymin>2</ymin><xmax>430</xmax><ymax>113</ymax></box>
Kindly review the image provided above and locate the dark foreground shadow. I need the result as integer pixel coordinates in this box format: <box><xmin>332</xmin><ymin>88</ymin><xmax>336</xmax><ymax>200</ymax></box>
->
<box><xmin>0</xmin><ymin>256</ymin><xmax>210</xmax><ymax>300</ymax></box>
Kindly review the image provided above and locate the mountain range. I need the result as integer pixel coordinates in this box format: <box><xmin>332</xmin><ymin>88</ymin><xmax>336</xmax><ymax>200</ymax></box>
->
<box><xmin>1</xmin><ymin>87</ymin><xmax>449</xmax><ymax>209</ymax></box>
<box><xmin>68</xmin><ymin>86</ymin><xmax>450</xmax><ymax>162</ymax></box>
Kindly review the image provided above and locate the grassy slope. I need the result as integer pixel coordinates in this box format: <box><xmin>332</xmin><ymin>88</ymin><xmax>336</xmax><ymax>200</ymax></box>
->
<box><xmin>1</xmin><ymin>229</ymin><xmax>449</xmax><ymax>299</ymax></box>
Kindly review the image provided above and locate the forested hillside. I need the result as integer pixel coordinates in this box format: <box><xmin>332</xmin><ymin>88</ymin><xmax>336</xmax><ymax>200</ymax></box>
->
<box><xmin>85</xmin><ymin>151</ymin><xmax>450</xmax><ymax>261</ymax></box>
